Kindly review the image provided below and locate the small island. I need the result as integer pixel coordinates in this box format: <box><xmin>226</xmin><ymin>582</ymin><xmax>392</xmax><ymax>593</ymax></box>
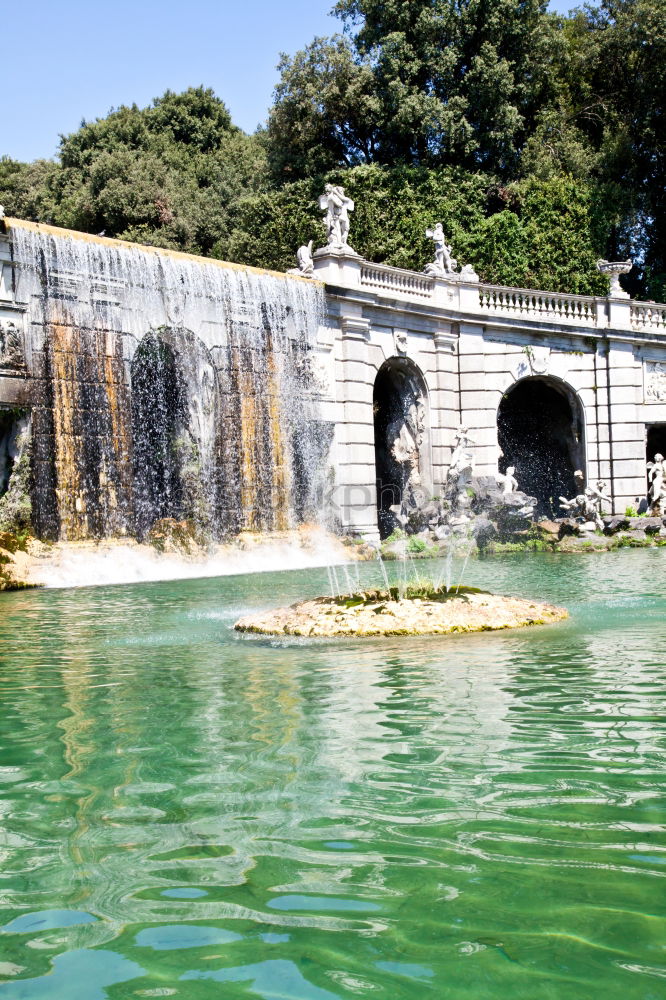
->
<box><xmin>234</xmin><ymin>585</ymin><xmax>568</xmax><ymax>638</ymax></box>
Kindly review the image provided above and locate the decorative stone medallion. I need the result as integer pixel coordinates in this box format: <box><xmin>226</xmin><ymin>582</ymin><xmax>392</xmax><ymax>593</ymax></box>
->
<box><xmin>514</xmin><ymin>344</ymin><xmax>551</xmax><ymax>380</ymax></box>
<box><xmin>644</xmin><ymin>361</ymin><xmax>666</xmax><ymax>403</ymax></box>
<box><xmin>393</xmin><ymin>328</ymin><xmax>408</xmax><ymax>355</ymax></box>
<box><xmin>310</xmin><ymin>352</ymin><xmax>334</xmax><ymax>399</ymax></box>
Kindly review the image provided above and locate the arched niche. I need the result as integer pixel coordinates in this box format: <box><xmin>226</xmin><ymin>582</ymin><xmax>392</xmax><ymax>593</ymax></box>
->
<box><xmin>0</xmin><ymin>407</ymin><xmax>32</xmax><ymax>532</ymax></box>
<box><xmin>497</xmin><ymin>376</ymin><xmax>586</xmax><ymax>516</ymax></box>
<box><xmin>130</xmin><ymin>328</ymin><xmax>219</xmax><ymax>538</ymax></box>
<box><xmin>373</xmin><ymin>357</ymin><xmax>431</xmax><ymax>539</ymax></box>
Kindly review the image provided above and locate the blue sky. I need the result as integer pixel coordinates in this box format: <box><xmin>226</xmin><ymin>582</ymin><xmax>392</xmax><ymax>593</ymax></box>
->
<box><xmin>3</xmin><ymin>0</ymin><xmax>579</xmax><ymax>163</ymax></box>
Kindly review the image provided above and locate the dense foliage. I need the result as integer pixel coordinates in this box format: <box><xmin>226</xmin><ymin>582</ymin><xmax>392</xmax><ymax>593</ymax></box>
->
<box><xmin>1</xmin><ymin>1</ymin><xmax>664</xmax><ymax>297</ymax></box>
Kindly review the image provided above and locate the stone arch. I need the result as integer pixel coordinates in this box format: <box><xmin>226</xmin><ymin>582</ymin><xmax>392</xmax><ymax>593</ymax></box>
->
<box><xmin>497</xmin><ymin>375</ymin><xmax>586</xmax><ymax>517</ymax></box>
<box><xmin>130</xmin><ymin>328</ymin><xmax>220</xmax><ymax>538</ymax></box>
<box><xmin>0</xmin><ymin>406</ymin><xmax>32</xmax><ymax>533</ymax></box>
<box><xmin>373</xmin><ymin>356</ymin><xmax>431</xmax><ymax>539</ymax></box>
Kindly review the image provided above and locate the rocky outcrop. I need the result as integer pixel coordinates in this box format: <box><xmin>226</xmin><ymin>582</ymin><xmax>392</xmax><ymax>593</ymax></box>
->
<box><xmin>0</xmin><ymin>532</ymin><xmax>39</xmax><ymax>591</ymax></box>
<box><xmin>234</xmin><ymin>587</ymin><xmax>568</xmax><ymax>638</ymax></box>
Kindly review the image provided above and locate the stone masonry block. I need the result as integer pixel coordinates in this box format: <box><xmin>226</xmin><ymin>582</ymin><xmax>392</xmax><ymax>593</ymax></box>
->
<box><xmin>340</xmin><ymin>381</ymin><xmax>373</xmax><ymax>404</ymax></box>
<box><xmin>338</xmin><ymin>359</ymin><xmax>371</xmax><ymax>384</ymax></box>
<box><xmin>609</xmin><ymin>366</ymin><xmax>644</xmax><ymax>387</ymax></box>
<box><xmin>611</xmin><ymin>458</ymin><xmax>647</xmax><ymax>478</ymax></box>
<box><xmin>460</xmin><ymin>390</ymin><xmax>502</xmax><ymax>410</ymax></box>
<box><xmin>344</xmin><ymin>401</ymin><xmax>374</xmax><ymax>425</ymax></box>
<box><xmin>607</xmin><ymin>403</ymin><xmax>640</xmax><ymax>423</ymax></box>
<box><xmin>458</xmin><ymin>353</ymin><xmax>485</xmax><ymax>374</ymax></box>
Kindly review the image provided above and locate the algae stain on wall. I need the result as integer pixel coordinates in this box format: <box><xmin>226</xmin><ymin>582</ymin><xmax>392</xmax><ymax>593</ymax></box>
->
<box><xmin>10</xmin><ymin>220</ymin><xmax>330</xmax><ymax>543</ymax></box>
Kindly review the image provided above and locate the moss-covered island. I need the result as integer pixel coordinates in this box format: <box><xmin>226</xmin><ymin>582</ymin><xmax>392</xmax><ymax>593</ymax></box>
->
<box><xmin>234</xmin><ymin>585</ymin><xmax>568</xmax><ymax>638</ymax></box>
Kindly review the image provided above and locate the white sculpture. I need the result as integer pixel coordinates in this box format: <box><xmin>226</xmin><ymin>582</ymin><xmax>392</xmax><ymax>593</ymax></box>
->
<box><xmin>596</xmin><ymin>259</ymin><xmax>632</xmax><ymax>299</ymax></box>
<box><xmin>0</xmin><ymin>319</ymin><xmax>23</xmax><ymax>369</ymax></box>
<box><xmin>645</xmin><ymin>361</ymin><xmax>666</xmax><ymax>403</ymax></box>
<box><xmin>459</xmin><ymin>263</ymin><xmax>479</xmax><ymax>282</ymax></box>
<box><xmin>288</xmin><ymin>240</ymin><xmax>314</xmax><ymax>278</ymax></box>
<box><xmin>559</xmin><ymin>476</ymin><xmax>609</xmax><ymax>529</ymax></box>
<box><xmin>559</xmin><ymin>493</ymin><xmax>587</xmax><ymax>518</ymax></box>
<box><xmin>587</xmin><ymin>480</ymin><xmax>611</xmax><ymax>514</ymax></box>
<box><xmin>386</xmin><ymin>393</ymin><xmax>426</xmax><ymax>515</ymax></box>
<box><xmin>393</xmin><ymin>329</ymin><xmax>408</xmax><ymax>355</ymax></box>
<box><xmin>447</xmin><ymin>425</ymin><xmax>475</xmax><ymax>481</ymax></box>
<box><xmin>424</xmin><ymin>223</ymin><xmax>457</xmax><ymax>276</ymax></box>
<box><xmin>647</xmin><ymin>453</ymin><xmax>666</xmax><ymax>512</ymax></box>
<box><xmin>497</xmin><ymin>465</ymin><xmax>519</xmax><ymax>495</ymax></box>
<box><xmin>319</xmin><ymin>185</ymin><xmax>355</xmax><ymax>248</ymax></box>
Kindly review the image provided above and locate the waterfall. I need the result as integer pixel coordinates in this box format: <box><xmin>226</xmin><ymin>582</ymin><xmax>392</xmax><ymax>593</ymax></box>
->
<box><xmin>9</xmin><ymin>221</ymin><xmax>330</xmax><ymax>542</ymax></box>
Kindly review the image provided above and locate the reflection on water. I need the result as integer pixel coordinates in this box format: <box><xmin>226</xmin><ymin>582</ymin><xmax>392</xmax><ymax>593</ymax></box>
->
<box><xmin>0</xmin><ymin>550</ymin><xmax>665</xmax><ymax>999</ymax></box>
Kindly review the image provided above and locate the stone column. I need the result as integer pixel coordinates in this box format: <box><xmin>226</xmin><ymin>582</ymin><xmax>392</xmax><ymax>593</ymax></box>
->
<box><xmin>331</xmin><ymin>303</ymin><xmax>379</xmax><ymax>540</ymax></box>
<box><xmin>603</xmin><ymin>338</ymin><xmax>645</xmax><ymax>511</ymax></box>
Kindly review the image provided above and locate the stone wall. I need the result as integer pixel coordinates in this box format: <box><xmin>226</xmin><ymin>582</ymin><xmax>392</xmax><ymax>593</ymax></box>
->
<box><xmin>2</xmin><ymin>218</ymin><xmax>666</xmax><ymax>542</ymax></box>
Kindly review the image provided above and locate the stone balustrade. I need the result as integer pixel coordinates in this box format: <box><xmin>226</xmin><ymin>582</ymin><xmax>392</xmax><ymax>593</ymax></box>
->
<box><xmin>359</xmin><ymin>262</ymin><xmax>435</xmax><ymax>299</ymax></box>
<box><xmin>478</xmin><ymin>284</ymin><xmax>599</xmax><ymax>327</ymax></box>
<box><xmin>631</xmin><ymin>301</ymin><xmax>666</xmax><ymax>332</ymax></box>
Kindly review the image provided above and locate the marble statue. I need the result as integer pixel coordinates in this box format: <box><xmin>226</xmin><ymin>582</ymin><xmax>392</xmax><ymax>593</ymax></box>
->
<box><xmin>459</xmin><ymin>263</ymin><xmax>479</xmax><ymax>282</ymax></box>
<box><xmin>386</xmin><ymin>392</ymin><xmax>426</xmax><ymax>521</ymax></box>
<box><xmin>288</xmin><ymin>240</ymin><xmax>314</xmax><ymax>277</ymax></box>
<box><xmin>319</xmin><ymin>185</ymin><xmax>354</xmax><ymax>248</ymax></box>
<box><xmin>559</xmin><ymin>476</ymin><xmax>609</xmax><ymax>529</ymax></box>
<box><xmin>587</xmin><ymin>480</ymin><xmax>611</xmax><ymax>515</ymax></box>
<box><xmin>496</xmin><ymin>465</ymin><xmax>519</xmax><ymax>495</ymax></box>
<box><xmin>647</xmin><ymin>453</ymin><xmax>666</xmax><ymax>513</ymax></box>
<box><xmin>559</xmin><ymin>493</ymin><xmax>587</xmax><ymax>519</ymax></box>
<box><xmin>425</xmin><ymin>224</ymin><xmax>457</xmax><ymax>276</ymax></box>
<box><xmin>0</xmin><ymin>319</ymin><xmax>23</xmax><ymax>369</ymax></box>
<box><xmin>447</xmin><ymin>426</ymin><xmax>475</xmax><ymax>487</ymax></box>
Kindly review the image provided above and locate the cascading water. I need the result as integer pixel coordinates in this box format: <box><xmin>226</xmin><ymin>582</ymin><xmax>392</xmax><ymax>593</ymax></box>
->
<box><xmin>9</xmin><ymin>221</ymin><xmax>330</xmax><ymax>542</ymax></box>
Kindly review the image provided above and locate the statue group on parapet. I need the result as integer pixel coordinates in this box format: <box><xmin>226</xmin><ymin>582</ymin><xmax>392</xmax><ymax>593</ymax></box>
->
<box><xmin>288</xmin><ymin>190</ymin><xmax>480</xmax><ymax>281</ymax></box>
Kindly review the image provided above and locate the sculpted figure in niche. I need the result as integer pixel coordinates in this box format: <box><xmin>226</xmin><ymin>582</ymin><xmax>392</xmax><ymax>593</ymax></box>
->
<box><xmin>0</xmin><ymin>320</ymin><xmax>24</xmax><ymax>369</ymax></box>
<box><xmin>387</xmin><ymin>391</ymin><xmax>426</xmax><ymax>510</ymax></box>
<box><xmin>319</xmin><ymin>185</ymin><xmax>355</xmax><ymax>248</ymax></box>
<box><xmin>647</xmin><ymin>453</ymin><xmax>666</xmax><ymax>512</ymax></box>
<box><xmin>425</xmin><ymin>224</ymin><xmax>458</xmax><ymax>276</ymax></box>
<box><xmin>448</xmin><ymin>425</ymin><xmax>475</xmax><ymax>481</ymax></box>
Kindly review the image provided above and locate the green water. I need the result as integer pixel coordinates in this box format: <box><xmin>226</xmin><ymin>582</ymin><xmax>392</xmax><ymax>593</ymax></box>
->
<box><xmin>0</xmin><ymin>550</ymin><xmax>664</xmax><ymax>999</ymax></box>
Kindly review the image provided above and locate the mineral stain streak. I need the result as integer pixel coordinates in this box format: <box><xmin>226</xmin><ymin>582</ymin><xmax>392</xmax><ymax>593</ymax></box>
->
<box><xmin>234</xmin><ymin>587</ymin><xmax>568</xmax><ymax>638</ymax></box>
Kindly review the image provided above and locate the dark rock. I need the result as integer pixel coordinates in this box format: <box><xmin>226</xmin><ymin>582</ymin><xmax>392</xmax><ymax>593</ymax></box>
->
<box><xmin>617</xmin><ymin>529</ymin><xmax>649</xmax><ymax>544</ymax></box>
<box><xmin>558</xmin><ymin>519</ymin><xmax>581</xmax><ymax>538</ymax></box>
<box><xmin>603</xmin><ymin>515</ymin><xmax>629</xmax><ymax>535</ymax></box>
<box><xmin>640</xmin><ymin>517</ymin><xmax>663</xmax><ymax>535</ymax></box>
<box><xmin>491</xmin><ymin>493</ymin><xmax>537</xmax><ymax>538</ymax></box>
<box><xmin>472</xmin><ymin>517</ymin><xmax>497</xmax><ymax>548</ymax></box>
<box><xmin>533</xmin><ymin>520</ymin><xmax>559</xmax><ymax>539</ymax></box>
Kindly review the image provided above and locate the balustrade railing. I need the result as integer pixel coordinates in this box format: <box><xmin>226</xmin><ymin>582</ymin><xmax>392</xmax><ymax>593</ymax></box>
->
<box><xmin>360</xmin><ymin>262</ymin><xmax>434</xmax><ymax>298</ymax></box>
<box><xmin>631</xmin><ymin>302</ymin><xmax>666</xmax><ymax>332</ymax></box>
<box><xmin>478</xmin><ymin>285</ymin><xmax>598</xmax><ymax>326</ymax></box>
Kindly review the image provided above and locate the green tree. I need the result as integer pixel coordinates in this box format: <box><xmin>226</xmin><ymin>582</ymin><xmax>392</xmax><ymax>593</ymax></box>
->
<box><xmin>268</xmin><ymin>0</ymin><xmax>562</xmax><ymax>179</ymax></box>
<box><xmin>225</xmin><ymin>163</ymin><xmax>607</xmax><ymax>294</ymax></box>
<box><xmin>0</xmin><ymin>157</ymin><xmax>60</xmax><ymax>222</ymax></box>
<box><xmin>558</xmin><ymin>0</ymin><xmax>666</xmax><ymax>297</ymax></box>
<box><xmin>1</xmin><ymin>88</ymin><xmax>269</xmax><ymax>257</ymax></box>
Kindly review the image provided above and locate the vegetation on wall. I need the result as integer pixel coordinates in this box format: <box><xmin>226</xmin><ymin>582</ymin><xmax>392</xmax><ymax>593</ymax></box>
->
<box><xmin>1</xmin><ymin>0</ymin><xmax>664</xmax><ymax>298</ymax></box>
